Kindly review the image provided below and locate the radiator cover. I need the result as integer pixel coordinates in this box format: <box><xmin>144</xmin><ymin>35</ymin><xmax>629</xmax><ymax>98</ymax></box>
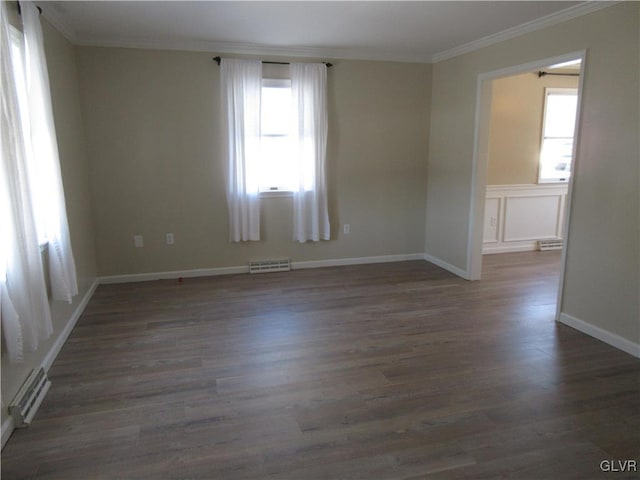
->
<box><xmin>249</xmin><ymin>259</ymin><xmax>291</xmax><ymax>274</ymax></box>
<box><xmin>9</xmin><ymin>367</ymin><xmax>51</xmax><ymax>428</ymax></box>
<box><xmin>538</xmin><ymin>239</ymin><xmax>563</xmax><ymax>251</ymax></box>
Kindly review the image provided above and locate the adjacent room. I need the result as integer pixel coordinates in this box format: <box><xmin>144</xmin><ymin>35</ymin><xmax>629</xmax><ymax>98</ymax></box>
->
<box><xmin>1</xmin><ymin>1</ymin><xmax>638</xmax><ymax>478</ymax></box>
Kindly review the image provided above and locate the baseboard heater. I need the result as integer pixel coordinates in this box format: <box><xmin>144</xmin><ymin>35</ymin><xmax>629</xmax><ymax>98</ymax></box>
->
<box><xmin>538</xmin><ymin>239</ymin><xmax>563</xmax><ymax>251</ymax></box>
<box><xmin>249</xmin><ymin>258</ymin><xmax>291</xmax><ymax>274</ymax></box>
<box><xmin>9</xmin><ymin>367</ymin><xmax>51</xmax><ymax>428</ymax></box>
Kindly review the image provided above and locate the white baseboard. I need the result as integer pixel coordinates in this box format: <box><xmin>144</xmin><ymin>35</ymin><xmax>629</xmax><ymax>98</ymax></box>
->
<box><xmin>1</xmin><ymin>415</ymin><xmax>14</xmax><ymax>450</ymax></box>
<box><xmin>293</xmin><ymin>253</ymin><xmax>424</xmax><ymax>270</ymax></box>
<box><xmin>42</xmin><ymin>279</ymin><xmax>99</xmax><ymax>371</ymax></box>
<box><xmin>99</xmin><ymin>254</ymin><xmax>426</xmax><ymax>284</ymax></box>
<box><xmin>559</xmin><ymin>313</ymin><xmax>640</xmax><ymax>358</ymax></box>
<box><xmin>2</xmin><ymin>278</ymin><xmax>99</xmax><ymax>450</ymax></box>
<box><xmin>99</xmin><ymin>265</ymin><xmax>248</xmax><ymax>284</ymax></box>
<box><xmin>423</xmin><ymin>254</ymin><xmax>470</xmax><ymax>280</ymax></box>
<box><xmin>483</xmin><ymin>243</ymin><xmax>539</xmax><ymax>254</ymax></box>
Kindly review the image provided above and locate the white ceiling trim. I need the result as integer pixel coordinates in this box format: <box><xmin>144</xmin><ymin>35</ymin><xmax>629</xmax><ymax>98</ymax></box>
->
<box><xmin>73</xmin><ymin>37</ymin><xmax>433</xmax><ymax>64</ymax></box>
<box><xmin>40</xmin><ymin>5</ymin><xmax>77</xmax><ymax>43</ymax></box>
<box><xmin>431</xmin><ymin>1</ymin><xmax>617</xmax><ymax>63</ymax></box>
<box><xmin>41</xmin><ymin>1</ymin><xmax>616</xmax><ymax>65</ymax></box>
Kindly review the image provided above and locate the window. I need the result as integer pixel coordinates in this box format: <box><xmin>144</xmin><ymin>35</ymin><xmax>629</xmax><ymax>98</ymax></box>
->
<box><xmin>539</xmin><ymin>88</ymin><xmax>578</xmax><ymax>183</ymax></box>
<box><xmin>258</xmin><ymin>79</ymin><xmax>296</xmax><ymax>192</ymax></box>
<box><xmin>9</xmin><ymin>25</ymin><xmax>48</xmax><ymax>245</ymax></box>
<box><xmin>4</xmin><ymin>2</ymin><xmax>78</xmax><ymax>304</ymax></box>
<box><xmin>221</xmin><ymin>58</ymin><xmax>329</xmax><ymax>242</ymax></box>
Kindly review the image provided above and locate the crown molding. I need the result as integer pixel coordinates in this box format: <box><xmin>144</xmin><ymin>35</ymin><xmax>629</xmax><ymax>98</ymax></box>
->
<box><xmin>39</xmin><ymin>4</ymin><xmax>78</xmax><ymax>43</ymax></box>
<box><xmin>72</xmin><ymin>36</ymin><xmax>433</xmax><ymax>64</ymax></box>
<box><xmin>431</xmin><ymin>1</ymin><xmax>618</xmax><ymax>63</ymax></box>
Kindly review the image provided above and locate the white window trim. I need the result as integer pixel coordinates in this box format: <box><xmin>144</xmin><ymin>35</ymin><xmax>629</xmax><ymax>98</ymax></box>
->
<box><xmin>260</xmin><ymin>190</ymin><xmax>293</xmax><ymax>198</ymax></box>
<box><xmin>262</xmin><ymin>78</ymin><xmax>290</xmax><ymax>89</ymax></box>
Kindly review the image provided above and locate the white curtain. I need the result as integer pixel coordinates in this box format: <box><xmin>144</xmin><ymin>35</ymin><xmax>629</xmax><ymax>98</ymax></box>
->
<box><xmin>22</xmin><ymin>1</ymin><xmax>78</xmax><ymax>302</ymax></box>
<box><xmin>220</xmin><ymin>58</ymin><xmax>262</xmax><ymax>242</ymax></box>
<box><xmin>1</xmin><ymin>1</ymin><xmax>52</xmax><ymax>362</ymax></box>
<box><xmin>291</xmin><ymin>63</ymin><xmax>330</xmax><ymax>242</ymax></box>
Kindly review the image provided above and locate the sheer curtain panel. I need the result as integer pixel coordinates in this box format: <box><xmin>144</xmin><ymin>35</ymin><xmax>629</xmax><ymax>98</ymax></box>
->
<box><xmin>1</xmin><ymin>1</ymin><xmax>52</xmax><ymax>362</ymax></box>
<box><xmin>291</xmin><ymin>63</ymin><xmax>330</xmax><ymax>242</ymax></box>
<box><xmin>220</xmin><ymin>58</ymin><xmax>262</xmax><ymax>242</ymax></box>
<box><xmin>22</xmin><ymin>1</ymin><xmax>78</xmax><ymax>302</ymax></box>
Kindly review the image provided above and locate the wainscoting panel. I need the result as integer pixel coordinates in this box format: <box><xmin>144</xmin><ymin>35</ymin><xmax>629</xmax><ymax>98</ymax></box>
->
<box><xmin>484</xmin><ymin>184</ymin><xmax>568</xmax><ymax>254</ymax></box>
<box><xmin>503</xmin><ymin>195</ymin><xmax>562</xmax><ymax>241</ymax></box>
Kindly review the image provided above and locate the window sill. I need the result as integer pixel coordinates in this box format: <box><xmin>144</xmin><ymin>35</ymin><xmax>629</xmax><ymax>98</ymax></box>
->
<box><xmin>538</xmin><ymin>179</ymin><xmax>569</xmax><ymax>185</ymax></box>
<box><xmin>260</xmin><ymin>190</ymin><xmax>293</xmax><ymax>198</ymax></box>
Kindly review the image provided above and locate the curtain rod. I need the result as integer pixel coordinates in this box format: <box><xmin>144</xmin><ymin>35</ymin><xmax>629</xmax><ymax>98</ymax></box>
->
<box><xmin>538</xmin><ymin>71</ymin><xmax>580</xmax><ymax>78</ymax></box>
<box><xmin>213</xmin><ymin>56</ymin><xmax>332</xmax><ymax>68</ymax></box>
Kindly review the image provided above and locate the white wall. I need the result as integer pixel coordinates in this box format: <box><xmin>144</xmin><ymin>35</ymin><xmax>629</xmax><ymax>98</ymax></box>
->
<box><xmin>425</xmin><ymin>3</ymin><xmax>639</xmax><ymax>349</ymax></box>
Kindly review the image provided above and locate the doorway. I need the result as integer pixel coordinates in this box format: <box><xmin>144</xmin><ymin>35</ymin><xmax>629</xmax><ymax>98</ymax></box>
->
<box><xmin>467</xmin><ymin>51</ymin><xmax>586</xmax><ymax>316</ymax></box>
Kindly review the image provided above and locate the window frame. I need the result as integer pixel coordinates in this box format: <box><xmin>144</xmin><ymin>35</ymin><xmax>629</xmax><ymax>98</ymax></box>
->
<box><xmin>538</xmin><ymin>87</ymin><xmax>578</xmax><ymax>184</ymax></box>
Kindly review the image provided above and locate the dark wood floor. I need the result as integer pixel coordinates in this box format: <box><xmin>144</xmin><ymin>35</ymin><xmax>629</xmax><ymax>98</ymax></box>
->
<box><xmin>2</xmin><ymin>252</ymin><xmax>639</xmax><ymax>479</ymax></box>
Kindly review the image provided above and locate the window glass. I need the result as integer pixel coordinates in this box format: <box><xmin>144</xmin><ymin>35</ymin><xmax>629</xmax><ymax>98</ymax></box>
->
<box><xmin>259</xmin><ymin>79</ymin><xmax>296</xmax><ymax>192</ymax></box>
<box><xmin>543</xmin><ymin>93</ymin><xmax>577</xmax><ymax>138</ymax></box>
<box><xmin>262</xmin><ymin>82</ymin><xmax>291</xmax><ymax>136</ymax></box>
<box><xmin>539</xmin><ymin>89</ymin><xmax>577</xmax><ymax>183</ymax></box>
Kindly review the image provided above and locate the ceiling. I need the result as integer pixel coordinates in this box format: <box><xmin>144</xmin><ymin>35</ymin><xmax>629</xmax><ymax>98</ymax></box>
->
<box><xmin>40</xmin><ymin>1</ymin><xmax>593</xmax><ymax>63</ymax></box>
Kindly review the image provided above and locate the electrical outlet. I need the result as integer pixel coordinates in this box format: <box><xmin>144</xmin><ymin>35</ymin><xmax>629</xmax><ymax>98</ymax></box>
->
<box><xmin>166</xmin><ymin>233</ymin><xmax>174</xmax><ymax>245</ymax></box>
<box><xmin>343</xmin><ymin>224</ymin><xmax>351</xmax><ymax>235</ymax></box>
<box><xmin>490</xmin><ymin>217</ymin><xmax>497</xmax><ymax>227</ymax></box>
<box><xmin>134</xmin><ymin>235</ymin><xmax>144</xmax><ymax>248</ymax></box>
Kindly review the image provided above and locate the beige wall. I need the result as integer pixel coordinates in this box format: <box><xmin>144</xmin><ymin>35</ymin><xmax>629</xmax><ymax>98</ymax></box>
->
<box><xmin>1</xmin><ymin>17</ymin><xmax>98</xmax><ymax>427</ymax></box>
<box><xmin>487</xmin><ymin>71</ymin><xmax>579</xmax><ymax>185</ymax></box>
<box><xmin>75</xmin><ymin>49</ymin><xmax>431</xmax><ymax>276</ymax></box>
<box><xmin>425</xmin><ymin>3</ymin><xmax>639</xmax><ymax>344</ymax></box>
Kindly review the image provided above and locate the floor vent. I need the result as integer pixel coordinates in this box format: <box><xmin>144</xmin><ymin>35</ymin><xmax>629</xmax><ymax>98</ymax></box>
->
<box><xmin>9</xmin><ymin>368</ymin><xmax>51</xmax><ymax>428</ymax></box>
<box><xmin>538</xmin><ymin>239</ymin><xmax>563</xmax><ymax>251</ymax></box>
<box><xmin>249</xmin><ymin>259</ymin><xmax>291</xmax><ymax>274</ymax></box>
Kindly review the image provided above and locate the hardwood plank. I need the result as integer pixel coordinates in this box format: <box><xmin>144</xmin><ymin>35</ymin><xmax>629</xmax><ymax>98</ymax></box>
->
<box><xmin>2</xmin><ymin>252</ymin><xmax>638</xmax><ymax>479</ymax></box>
